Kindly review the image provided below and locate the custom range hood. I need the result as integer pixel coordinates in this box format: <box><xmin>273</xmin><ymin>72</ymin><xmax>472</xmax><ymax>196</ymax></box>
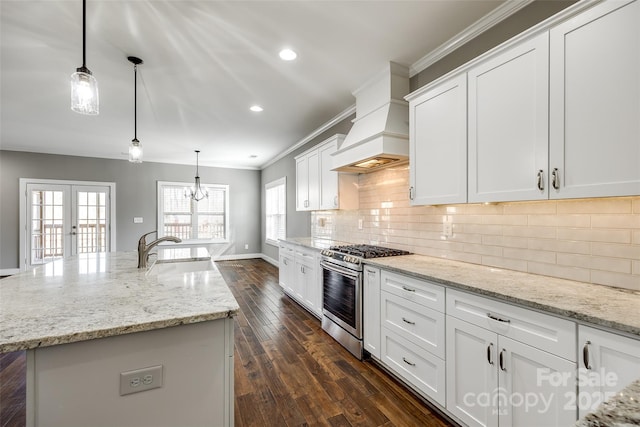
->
<box><xmin>332</xmin><ymin>62</ymin><xmax>410</xmax><ymax>173</ymax></box>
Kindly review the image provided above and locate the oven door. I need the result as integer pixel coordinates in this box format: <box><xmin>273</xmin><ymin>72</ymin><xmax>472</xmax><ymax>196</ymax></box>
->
<box><xmin>321</xmin><ymin>259</ymin><xmax>362</xmax><ymax>339</ymax></box>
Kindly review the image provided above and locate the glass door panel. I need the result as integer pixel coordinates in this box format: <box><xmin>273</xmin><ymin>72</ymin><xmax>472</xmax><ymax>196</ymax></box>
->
<box><xmin>73</xmin><ymin>186</ymin><xmax>110</xmax><ymax>254</ymax></box>
<box><xmin>27</xmin><ymin>185</ymin><xmax>70</xmax><ymax>265</ymax></box>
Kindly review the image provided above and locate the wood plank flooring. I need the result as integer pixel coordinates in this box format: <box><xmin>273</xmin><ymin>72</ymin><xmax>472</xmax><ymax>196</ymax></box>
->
<box><xmin>0</xmin><ymin>259</ymin><xmax>453</xmax><ymax>427</ymax></box>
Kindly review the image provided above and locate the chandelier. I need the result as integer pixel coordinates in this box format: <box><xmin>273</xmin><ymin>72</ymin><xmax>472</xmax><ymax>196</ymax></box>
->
<box><xmin>185</xmin><ymin>150</ymin><xmax>208</xmax><ymax>201</ymax></box>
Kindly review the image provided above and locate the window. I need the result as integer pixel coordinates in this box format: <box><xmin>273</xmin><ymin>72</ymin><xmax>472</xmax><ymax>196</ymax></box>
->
<box><xmin>265</xmin><ymin>177</ymin><xmax>286</xmax><ymax>245</ymax></box>
<box><xmin>157</xmin><ymin>181</ymin><xmax>229</xmax><ymax>242</ymax></box>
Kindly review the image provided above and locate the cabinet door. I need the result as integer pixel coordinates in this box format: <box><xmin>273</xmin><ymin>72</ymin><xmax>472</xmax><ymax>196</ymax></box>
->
<box><xmin>307</xmin><ymin>151</ymin><xmax>320</xmax><ymax>210</ymax></box>
<box><xmin>578</xmin><ymin>325</ymin><xmax>640</xmax><ymax>418</ymax></box>
<box><xmin>498</xmin><ymin>336</ymin><xmax>576</xmax><ymax>427</ymax></box>
<box><xmin>296</xmin><ymin>155</ymin><xmax>310</xmax><ymax>211</ymax></box>
<box><xmin>279</xmin><ymin>244</ymin><xmax>295</xmax><ymax>291</ymax></box>
<box><xmin>549</xmin><ymin>0</ymin><xmax>640</xmax><ymax>199</ymax></box>
<box><xmin>319</xmin><ymin>140</ymin><xmax>339</xmax><ymax>210</ymax></box>
<box><xmin>446</xmin><ymin>316</ymin><xmax>499</xmax><ymax>427</ymax></box>
<box><xmin>468</xmin><ymin>33</ymin><xmax>549</xmax><ymax>203</ymax></box>
<box><xmin>363</xmin><ymin>266</ymin><xmax>381</xmax><ymax>359</ymax></box>
<box><xmin>409</xmin><ymin>73</ymin><xmax>467</xmax><ymax>205</ymax></box>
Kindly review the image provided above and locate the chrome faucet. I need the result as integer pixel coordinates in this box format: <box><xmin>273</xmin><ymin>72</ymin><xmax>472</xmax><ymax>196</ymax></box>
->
<box><xmin>137</xmin><ymin>231</ymin><xmax>182</xmax><ymax>268</ymax></box>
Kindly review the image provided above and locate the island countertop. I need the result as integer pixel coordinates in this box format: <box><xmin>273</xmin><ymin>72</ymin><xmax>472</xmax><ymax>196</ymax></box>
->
<box><xmin>0</xmin><ymin>251</ymin><xmax>240</xmax><ymax>353</ymax></box>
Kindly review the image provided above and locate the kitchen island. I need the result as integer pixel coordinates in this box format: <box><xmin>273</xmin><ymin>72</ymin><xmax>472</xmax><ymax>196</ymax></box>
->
<box><xmin>0</xmin><ymin>250</ymin><xmax>239</xmax><ymax>427</ymax></box>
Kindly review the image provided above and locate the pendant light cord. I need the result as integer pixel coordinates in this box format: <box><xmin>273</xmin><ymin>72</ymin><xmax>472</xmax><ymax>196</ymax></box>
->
<box><xmin>134</xmin><ymin>63</ymin><xmax>137</xmax><ymax>140</ymax></box>
<box><xmin>82</xmin><ymin>0</ymin><xmax>87</xmax><ymax>68</ymax></box>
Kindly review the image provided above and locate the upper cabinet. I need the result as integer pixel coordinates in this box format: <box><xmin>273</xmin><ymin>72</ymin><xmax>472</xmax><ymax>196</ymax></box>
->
<box><xmin>296</xmin><ymin>134</ymin><xmax>358</xmax><ymax>212</ymax></box>
<box><xmin>407</xmin><ymin>73</ymin><xmax>467</xmax><ymax>205</ymax></box>
<box><xmin>407</xmin><ymin>0</ymin><xmax>640</xmax><ymax>205</ymax></box>
<box><xmin>468</xmin><ymin>33</ymin><xmax>549</xmax><ymax>203</ymax></box>
<box><xmin>549</xmin><ymin>0</ymin><xmax>640</xmax><ymax>199</ymax></box>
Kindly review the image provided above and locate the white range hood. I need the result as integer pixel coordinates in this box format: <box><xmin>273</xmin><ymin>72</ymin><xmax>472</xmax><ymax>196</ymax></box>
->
<box><xmin>332</xmin><ymin>62</ymin><xmax>410</xmax><ymax>173</ymax></box>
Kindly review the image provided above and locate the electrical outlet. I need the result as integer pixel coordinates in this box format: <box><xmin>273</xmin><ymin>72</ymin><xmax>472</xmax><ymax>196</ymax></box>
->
<box><xmin>120</xmin><ymin>365</ymin><xmax>163</xmax><ymax>396</ymax></box>
<box><xmin>442</xmin><ymin>216</ymin><xmax>453</xmax><ymax>238</ymax></box>
<box><xmin>358</xmin><ymin>219</ymin><xmax>363</xmax><ymax>230</ymax></box>
<box><xmin>244</xmin><ymin>244</ymin><xmax>249</xmax><ymax>250</ymax></box>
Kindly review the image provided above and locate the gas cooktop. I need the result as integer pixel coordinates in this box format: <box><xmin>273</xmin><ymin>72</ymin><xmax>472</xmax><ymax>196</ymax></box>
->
<box><xmin>328</xmin><ymin>244</ymin><xmax>411</xmax><ymax>259</ymax></box>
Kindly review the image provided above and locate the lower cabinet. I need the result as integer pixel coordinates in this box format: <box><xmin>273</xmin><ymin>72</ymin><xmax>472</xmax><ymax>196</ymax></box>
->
<box><xmin>379</xmin><ymin>270</ymin><xmax>446</xmax><ymax>406</ymax></box>
<box><xmin>363</xmin><ymin>266</ymin><xmax>381</xmax><ymax>359</ymax></box>
<box><xmin>278</xmin><ymin>242</ymin><xmax>322</xmax><ymax>318</ymax></box>
<box><xmin>445</xmin><ymin>289</ymin><xmax>577</xmax><ymax>427</ymax></box>
<box><xmin>577</xmin><ymin>325</ymin><xmax>640</xmax><ymax>418</ymax></box>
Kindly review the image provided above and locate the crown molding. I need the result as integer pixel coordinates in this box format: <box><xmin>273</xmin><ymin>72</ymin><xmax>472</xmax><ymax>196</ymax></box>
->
<box><xmin>260</xmin><ymin>104</ymin><xmax>356</xmax><ymax>170</ymax></box>
<box><xmin>409</xmin><ymin>0</ymin><xmax>534</xmax><ymax>77</ymax></box>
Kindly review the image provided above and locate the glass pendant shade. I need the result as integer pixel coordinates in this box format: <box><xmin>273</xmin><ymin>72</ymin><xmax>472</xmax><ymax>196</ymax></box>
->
<box><xmin>71</xmin><ymin>70</ymin><xmax>99</xmax><ymax>115</ymax></box>
<box><xmin>129</xmin><ymin>139</ymin><xmax>143</xmax><ymax>163</ymax></box>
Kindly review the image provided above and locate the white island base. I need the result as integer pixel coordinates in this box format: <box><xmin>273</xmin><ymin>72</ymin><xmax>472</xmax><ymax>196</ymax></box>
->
<box><xmin>26</xmin><ymin>319</ymin><xmax>234</xmax><ymax>427</ymax></box>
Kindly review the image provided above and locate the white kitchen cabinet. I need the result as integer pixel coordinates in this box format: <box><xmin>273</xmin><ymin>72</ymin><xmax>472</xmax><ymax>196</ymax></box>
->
<box><xmin>318</xmin><ymin>135</ymin><xmax>359</xmax><ymax>210</ymax></box>
<box><xmin>363</xmin><ymin>265</ymin><xmax>381</xmax><ymax>359</ymax></box>
<box><xmin>446</xmin><ymin>289</ymin><xmax>577</xmax><ymax>427</ymax></box>
<box><xmin>407</xmin><ymin>72</ymin><xmax>467</xmax><ymax>205</ymax></box>
<box><xmin>549</xmin><ymin>0</ymin><xmax>640</xmax><ymax>199</ymax></box>
<box><xmin>295</xmin><ymin>247</ymin><xmax>321</xmax><ymax>317</ymax></box>
<box><xmin>296</xmin><ymin>134</ymin><xmax>358</xmax><ymax>212</ymax></box>
<box><xmin>468</xmin><ymin>32</ymin><xmax>549</xmax><ymax>203</ymax></box>
<box><xmin>577</xmin><ymin>325</ymin><xmax>640</xmax><ymax>418</ymax></box>
<box><xmin>295</xmin><ymin>150</ymin><xmax>319</xmax><ymax>211</ymax></box>
<box><xmin>278</xmin><ymin>242</ymin><xmax>295</xmax><ymax>292</ymax></box>
<box><xmin>379</xmin><ymin>270</ymin><xmax>446</xmax><ymax>406</ymax></box>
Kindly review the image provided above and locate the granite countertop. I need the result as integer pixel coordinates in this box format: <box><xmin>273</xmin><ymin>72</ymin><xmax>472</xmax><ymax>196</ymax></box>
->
<box><xmin>365</xmin><ymin>254</ymin><xmax>640</xmax><ymax>337</ymax></box>
<box><xmin>0</xmin><ymin>251</ymin><xmax>240</xmax><ymax>353</ymax></box>
<box><xmin>284</xmin><ymin>238</ymin><xmax>640</xmax><ymax>337</ymax></box>
<box><xmin>280</xmin><ymin>237</ymin><xmax>350</xmax><ymax>251</ymax></box>
<box><xmin>575</xmin><ymin>379</ymin><xmax>640</xmax><ymax>426</ymax></box>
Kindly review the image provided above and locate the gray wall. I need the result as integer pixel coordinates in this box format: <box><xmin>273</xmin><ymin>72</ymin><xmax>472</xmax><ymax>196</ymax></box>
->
<box><xmin>0</xmin><ymin>150</ymin><xmax>261</xmax><ymax>269</ymax></box>
<box><xmin>260</xmin><ymin>116</ymin><xmax>355</xmax><ymax>262</ymax></box>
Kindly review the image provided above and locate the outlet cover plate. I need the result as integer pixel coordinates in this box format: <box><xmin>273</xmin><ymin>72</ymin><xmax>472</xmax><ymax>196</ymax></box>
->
<box><xmin>119</xmin><ymin>365</ymin><xmax>163</xmax><ymax>396</ymax></box>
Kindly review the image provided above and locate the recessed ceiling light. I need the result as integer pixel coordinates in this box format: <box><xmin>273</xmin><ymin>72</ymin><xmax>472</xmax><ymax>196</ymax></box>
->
<box><xmin>250</xmin><ymin>105</ymin><xmax>263</xmax><ymax>112</ymax></box>
<box><xmin>279</xmin><ymin>48</ymin><xmax>297</xmax><ymax>61</ymax></box>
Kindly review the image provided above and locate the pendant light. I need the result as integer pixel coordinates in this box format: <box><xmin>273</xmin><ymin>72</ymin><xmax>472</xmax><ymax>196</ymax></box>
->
<box><xmin>128</xmin><ymin>56</ymin><xmax>143</xmax><ymax>163</ymax></box>
<box><xmin>185</xmin><ymin>150</ymin><xmax>209</xmax><ymax>201</ymax></box>
<box><xmin>70</xmin><ymin>0</ymin><xmax>99</xmax><ymax>115</ymax></box>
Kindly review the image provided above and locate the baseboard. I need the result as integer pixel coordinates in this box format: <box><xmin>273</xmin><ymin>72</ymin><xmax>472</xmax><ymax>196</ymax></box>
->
<box><xmin>0</xmin><ymin>268</ymin><xmax>20</xmax><ymax>276</ymax></box>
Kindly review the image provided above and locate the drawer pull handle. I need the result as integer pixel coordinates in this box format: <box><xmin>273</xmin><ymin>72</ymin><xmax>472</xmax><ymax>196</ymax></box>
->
<box><xmin>402</xmin><ymin>286</ymin><xmax>416</xmax><ymax>293</ymax></box>
<box><xmin>402</xmin><ymin>317</ymin><xmax>415</xmax><ymax>325</ymax></box>
<box><xmin>487</xmin><ymin>313</ymin><xmax>510</xmax><ymax>323</ymax></box>
<box><xmin>402</xmin><ymin>357</ymin><xmax>416</xmax><ymax>367</ymax></box>
<box><xmin>583</xmin><ymin>340</ymin><xmax>592</xmax><ymax>370</ymax></box>
<box><xmin>537</xmin><ymin>169</ymin><xmax>544</xmax><ymax>191</ymax></box>
<box><xmin>499</xmin><ymin>349</ymin><xmax>506</xmax><ymax>371</ymax></box>
<box><xmin>487</xmin><ymin>343</ymin><xmax>494</xmax><ymax>365</ymax></box>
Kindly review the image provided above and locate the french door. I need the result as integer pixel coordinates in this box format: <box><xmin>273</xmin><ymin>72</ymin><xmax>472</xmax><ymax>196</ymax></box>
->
<box><xmin>20</xmin><ymin>179</ymin><xmax>115</xmax><ymax>269</ymax></box>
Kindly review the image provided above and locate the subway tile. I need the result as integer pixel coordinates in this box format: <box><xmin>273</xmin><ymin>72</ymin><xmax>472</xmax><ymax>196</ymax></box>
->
<box><xmin>503</xmin><ymin>225</ymin><xmax>557</xmax><ymax>239</ymax></box>
<box><xmin>482</xmin><ymin>235</ymin><xmax>529</xmax><ymax>249</ymax></box>
<box><xmin>503</xmin><ymin>201</ymin><xmax>557</xmax><ymax>215</ymax></box>
<box><xmin>633</xmin><ymin>260</ymin><xmax>640</xmax><ymax>275</ymax></box>
<box><xmin>557</xmin><ymin>198</ymin><xmax>632</xmax><ymax>214</ymax></box>
<box><xmin>463</xmin><ymin>243</ymin><xmax>503</xmax><ymax>257</ymax></box>
<box><xmin>464</xmin><ymin>224</ymin><xmax>504</xmax><ymax>235</ymax></box>
<box><xmin>556</xmin><ymin>253</ymin><xmax>631</xmax><ymax>274</ymax></box>
<box><xmin>482</xmin><ymin>214</ymin><xmax>528</xmax><ymax>226</ymax></box>
<box><xmin>634</xmin><ymin>198</ymin><xmax>640</xmax><ymax>213</ymax></box>
<box><xmin>528</xmin><ymin>214</ymin><xmax>590</xmax><ymax>227</ymax></box>
<box><xmin>503</xmin><ymin>247</ymin><xmax>556</xmax><ymax>264</ymax></box>
<box><xmin>528</xmin><ymin>238</ymin><xmax>591</xmax><ymax>255</ymax></box>
<box><xmin>634</xmin><ymin>231</ymin><xmax>640</xmax><ymax>245</ymax></box>
<box><xmin>590</xmin><ymin>270</ymin><xmax>640</xmax><ymax>291</ymax></box>
<box><xmin>591</xmin><ymin>214</ymin><xmax>640</xmax><ymax>229</ymax></box>
<box><xmin>481</xmin><ymin>256</ymin><xmax>528</xmax><ymax>273</ymax></box>
<box><xmin>591</xmin><ymin>243</ymin><xmax>640</xmax><ymax>259</ymax></box>
<box><xmin>527</xmin><ymin>262</ymin><xmax>591</xmax><ymax>283</ymax></box>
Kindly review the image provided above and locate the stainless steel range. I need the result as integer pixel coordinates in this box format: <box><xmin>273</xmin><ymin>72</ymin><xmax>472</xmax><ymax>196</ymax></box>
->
<box><xmin>320</xmin><ymin>244</ymin><xmax>410</xmax><ymax>359</ymax></box>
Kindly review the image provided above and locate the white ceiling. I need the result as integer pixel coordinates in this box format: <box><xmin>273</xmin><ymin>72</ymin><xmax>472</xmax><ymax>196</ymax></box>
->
<box><xmin>1</xmin><ymin>0</ymin><xmax>507</xmax><ymax>169</ymax></box>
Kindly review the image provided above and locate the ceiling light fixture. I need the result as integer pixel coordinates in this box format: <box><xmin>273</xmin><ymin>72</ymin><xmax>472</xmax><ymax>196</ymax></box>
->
<box><xmin>279</xmin><ymin>48</ymin><xmax>297</xmax><ymax>61</ymax></box>
<box><xmin>185</xmin><ymin>150</ymin><xmax>208</xmax><ymax>201</ymax></box>
<box><xmin>250</xmin><ymin>105</ymin><xmax>263</xmax><ymax>112</ymax></box>
<box><xmin>128</xmin><ymin>56</ymin><xmax>143</xmax><ymax>163</ymax></box>
<box><xmin>70</xmin><ymin>0</ymin><xmax>99</xmax><ymax>115</ymax></box>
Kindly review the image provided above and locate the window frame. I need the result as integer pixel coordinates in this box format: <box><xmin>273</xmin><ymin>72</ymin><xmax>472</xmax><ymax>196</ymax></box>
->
<box><xmin>157</xmin><ymin>181</ymin><xmax>230</xmax><ymax>244</ymax></box>
<box><xmin>265</xmin><ymin>177</ymin><xmax>286</xmax><ymax>247</ymax></box>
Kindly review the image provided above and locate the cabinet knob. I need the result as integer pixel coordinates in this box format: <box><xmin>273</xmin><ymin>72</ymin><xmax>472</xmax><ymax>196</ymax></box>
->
<box><xmin>551</xmin><ymin>168</ymin><xmax>560</xmax><ymax>190</ymax></box>
<box><xmin>537</xmin><ymin>169</ymin><xmax>544</xmax><ymax>191</ymax></box>
<box><xmin>583</xmin><ymin>340</ymin><xmax>592</xmax><ymax>370</ymax></box>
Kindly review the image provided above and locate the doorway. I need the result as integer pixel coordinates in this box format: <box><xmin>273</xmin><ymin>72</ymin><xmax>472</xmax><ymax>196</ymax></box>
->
<box><xmin>19</xmin><ymin>179</ymin><xmax>116</xmax><ymax>270</ymax></box>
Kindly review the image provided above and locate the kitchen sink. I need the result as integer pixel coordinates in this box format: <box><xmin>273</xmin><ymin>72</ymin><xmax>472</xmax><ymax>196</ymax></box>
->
<box><xmin>146</xmin><ymin>259</ymin><xmax>214</xmax><ymax>276</ymax></box>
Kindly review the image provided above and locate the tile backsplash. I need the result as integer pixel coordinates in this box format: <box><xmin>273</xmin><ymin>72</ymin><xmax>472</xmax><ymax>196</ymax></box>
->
<box><xmin>311</xmin><ymin>165</ymin><xmax>640</xmax><ymax>291</ymax></box>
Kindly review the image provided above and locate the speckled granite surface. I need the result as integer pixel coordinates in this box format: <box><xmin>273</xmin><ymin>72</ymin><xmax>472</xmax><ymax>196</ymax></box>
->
<box><xmin>364</xmin><ymin>254</ymin><xmax>640</xmax><ymax>337</ymax></box>
<box><xmin>0</xmin><ymin>251</ymin><xmax>239</xmax><ymax>353</ymax></box>
<box><xmin>575</xmin><ymin>380</ymin><xmax>640</xmax><ymax>426</ymax></box>
<box><xmin>280</xmin><ymin>237</ymin><xmax>350</xmax><ymax>251</ymax></box>
<box><xmin>285</xmin><ymin>238</ymin><xmax>640</xmax><ymax>337</ymax></box>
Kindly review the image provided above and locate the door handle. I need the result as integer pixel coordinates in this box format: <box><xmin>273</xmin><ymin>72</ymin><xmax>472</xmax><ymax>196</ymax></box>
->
<box><xmin>487</xmin><ymin>343</ymin><xmax>494</xmax><ymax>365</ymax></box>
<box><xmin>537</xmin><ymin>169</ymin><xmax>544</xmax><ymax>191</ymax></box>
<box><xmin>583</xmin><ymin>340</ymin><xmax>592</xmax><ymax>370</ymax></box>
<box><xmin>551</xmin><ymin>168</ymin><xmax>560</xmax><ymax>190</ymax></box>
<box><xmin>499</xmin><ymin>349</ymin><xmax>506</xmax><ymax>371</ymax></box>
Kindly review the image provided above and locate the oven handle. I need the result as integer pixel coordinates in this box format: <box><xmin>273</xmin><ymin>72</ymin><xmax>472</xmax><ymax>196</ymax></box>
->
<box><xmin>320</xmin><ymin>260</ymin><xmax>361</xmax><ymax>280</ymax></box>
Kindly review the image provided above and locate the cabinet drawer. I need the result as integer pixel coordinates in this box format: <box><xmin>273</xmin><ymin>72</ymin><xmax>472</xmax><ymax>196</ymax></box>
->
<box><xmin>446</xmin><ymin>288</ymin><xmax>576</xmax><ymax>361</ymax></box>
<box><xmin>381</xmin><ymin>329</ymin><xmax>446</xmax><ymax>406</ymax></box>
<box><xmin>295</xmin><ymin>248</ymin><xmax>317</xmax><ymax>266</ymax></box>
<box><xmin>381</xmin><ymin>270</ymin><xmax>445</xmax><ymax>312</ymax></box>
<box><xmin>381</xmin><ymin>291</ymin><xmax>445</xmax><ymax>359</ymax></box>
<box><xmin>279</xmin><ymin>243</ymin><xmax>294</xmax><ymax>256</ymax></box>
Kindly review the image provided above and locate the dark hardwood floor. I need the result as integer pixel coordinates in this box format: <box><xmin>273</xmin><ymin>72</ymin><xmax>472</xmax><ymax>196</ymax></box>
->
<box><xmin>0</xmin><ymin>259</ymin><xmax>453</xmax><ymax>427</ymax></box>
